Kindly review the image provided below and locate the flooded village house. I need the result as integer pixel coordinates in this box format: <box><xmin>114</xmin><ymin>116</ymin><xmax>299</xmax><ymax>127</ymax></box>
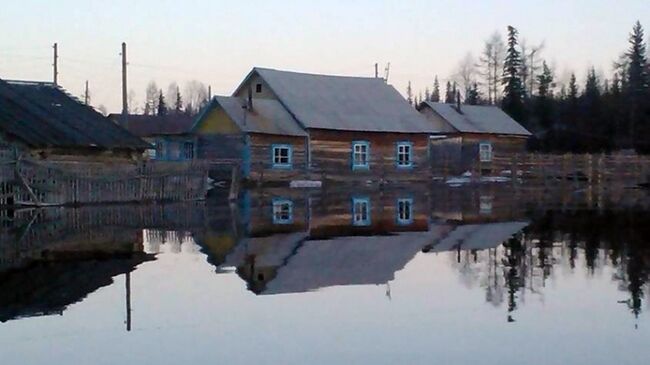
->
<box><xmin>109</xmin><ymin>113</ymin><xmax>197</xmax><ymax>161</ymax></box>
<box><xmin>0</xmin><ymin>79</ymin><xmax>206</xmax><ymax>207</ymax></box>
<box><xmin>193</xmin><ymin>68</ymin><xmax>439</xmax><ymax>183</ymax></box>
<box><xmin>419</xmin><ymin>101</ymin><xmax>531</xmax><ymax>174</ymax></box>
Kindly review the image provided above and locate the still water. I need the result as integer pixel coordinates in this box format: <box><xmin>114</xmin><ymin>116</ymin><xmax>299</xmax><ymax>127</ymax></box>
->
<box><xmin>1</xmin><ymin>185</ymin><xmax>649</xmax><ymax>365</ymax></box>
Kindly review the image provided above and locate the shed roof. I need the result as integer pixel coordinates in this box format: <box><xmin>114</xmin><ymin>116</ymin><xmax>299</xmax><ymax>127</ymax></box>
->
<box><xmin>427</xmin><ymin>221</ymin><xmax>529</xmax><ymax>253</ymax></box>
<box><xmin>235</xmin><ymin>67</ymin><xmax>438</xmax><ymax>133</ymax></box>
<box><xmin>195</xmin><ymin>96</ymin><xmax>306</xmax><ymax>137</ymax></box>
<box><xmin>0</xmin><ymin>80</ymin><xmax>149</xmax><ymax>150</ymax></box>
<box><xmin>108</xmin><ymin>113</ymin><xmax>195</xmax><ymax>137</ymax></box>
<box><xmin>422</xmin><ymin>101</ymin><xmax>532</xmax><ymax>136</ymax></box>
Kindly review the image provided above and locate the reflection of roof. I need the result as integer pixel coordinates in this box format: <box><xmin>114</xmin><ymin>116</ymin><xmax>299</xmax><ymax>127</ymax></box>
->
<box><xmin>235</xmin><ymin>68</ymin><xmax>438</xmax><ymax>133</ymax></box>
<box><xmin>0</xmin><ymin>254</ymin><xmax>153</xmax><ymax>323</ymax></box>
<box><xmin>204</xmin><ymin>96</ymin><xmax>307</xmax><ymax>137</ymax></box>
<box><xmin>221</xmin><ymin>232</ymin><xmax>307</xmax><ymax>268</ymax></box>
<box><xmin>0</xmin><ymin>80</ymin><xmax>149</xmax><ymax>149</ymax></box>
<box><xmin>108</xmin><ymin>113</ymin><xmax>195</xmax><ymax>137</ymax></box>
<box><xmin>428</xmin><ymin>221</ymin><xmax>529</xmax><ymax>252</ymax></box>
<box><xmin>422</xmin><ymin>102</ymin><xmax>531</xmax><ymax>136</ymax></box>
<box><xmin>263</xmin><ymin>231</ymin><xmax>439</xmax><ymax>295</ymax></box>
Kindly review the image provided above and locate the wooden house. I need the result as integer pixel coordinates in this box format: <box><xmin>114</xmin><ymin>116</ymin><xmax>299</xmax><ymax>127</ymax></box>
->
<box><xmin>192</xmin><ymin>95</ymin><xmax>307</xmax><ymax>181</ymax></box>
<box><xmin>109</xmin><ymin>113</ymin><xmax>196</xmax><ymax>161</ymax></box>
<box><xmin>194</xmin><ymin>67</ymin><xmax>438</xmax><ymax>183</ymax></box>
<box><xmin>419</xmin><ymin>101</ymin><xmax>531</xmax><ymax>174</ymax></box>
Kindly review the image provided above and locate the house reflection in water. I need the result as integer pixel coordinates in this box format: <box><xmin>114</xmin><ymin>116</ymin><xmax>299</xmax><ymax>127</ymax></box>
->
<box><xmin>208</xmin><ymin>187</ymin><xmax>528</xmax><ymax>297</ymax></box>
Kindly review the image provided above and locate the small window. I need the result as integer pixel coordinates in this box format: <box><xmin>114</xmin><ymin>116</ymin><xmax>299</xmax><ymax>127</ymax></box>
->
<box><xmin>397</xmin><ymin>198</ymin><xmax>413</xmax><ymax>225</ymax></box>
<box><xmin>352</xmin><ymin>197</ymin><xmax>371</xmax><ymax>226</ymax></box>
<box><xmin>256</xmin><ymin>83</ymin><xmax>262</xmax><ymax>93</ymax></box>
<box><xmin>352</xmin><ymin>141</ymin><xmax>370</xmax><ymax>170</ymax></box>
<box><xmin>183</xmin><ymin>142</ymin><xmax>194</xmax><ymax>160</ymax></box>
<box><xmin>480</xmin><ymin>195</ymin><xmax>493</xmax><ymax>215</ymax></box>
<box><xmin>479</xmin><ymin>142</ymin><xmax>492</xmax><ymax>162</ymax></box>
<box><xmin>396</xmin><ymin>142</ymin><xmax>413</xmax><ymax>168</ymax></box>
<box><xmin>272</xmin><ymin>144</ymin><xmax>292</xmax><ymax>168</ymax></box>
<box><xmin>273</xmin><ymin>199</ymin><xmax>293</xmax><ymax>224</ymax></box>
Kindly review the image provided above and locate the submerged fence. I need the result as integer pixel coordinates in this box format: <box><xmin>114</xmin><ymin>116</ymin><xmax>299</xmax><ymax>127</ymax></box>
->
<box><xmin>1</xmin><ymin>156</ymin><xmax>208</xmax><ymax>207</ymax></box>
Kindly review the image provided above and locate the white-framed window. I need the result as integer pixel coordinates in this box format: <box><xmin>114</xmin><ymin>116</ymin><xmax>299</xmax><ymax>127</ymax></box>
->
<box><xmin>397</xmin><ymin>198</ymin><xmax>413</xmax><ymax>225</ymax></box>
<box><xmin>479</xmin><ymin>142</ymin><xmax>493</xmax><ymax>162</ymax></box>
<box><xmin>352</xmin><ymin>197</ymin><xmax>371</xmax><ymax>226</ymax></box>
<box><xmin>272</xmin><ymin>199</ymin><xmax>293</xmax><ymax>224</ymax></box>
<box><xmin>480</xmin><ymin>195</ymin><xmax>493</xmax><ymax>215</ymax></box>
<box><xmin>396</xmin><ymin>142</ymin><xmax>413</xmax><ymax>168</ymax></box>
<box><xmin>272</xmin><ymin>144</ymin><xmax>292</xmax><ymax>168</ymax></box>
<box><xmin>352</xmin><ymin>141</ymin><xmax>370</xmax><ymax>170</ymax></box>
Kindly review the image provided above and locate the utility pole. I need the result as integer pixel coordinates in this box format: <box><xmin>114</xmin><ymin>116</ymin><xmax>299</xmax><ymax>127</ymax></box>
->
<box><xmin>121</xmin><ymin>42</ymin><xmax>128</xmax><ymax>127</ymax></box>
<box><xmin>53</xmin><ymin>43</ymin><xmax>58</xmax><ymax>86</ymax></box>
<box><xmin>84</xmin><ymin>80</ymin><xmax>89</xmax><ymax>105</ymax></box>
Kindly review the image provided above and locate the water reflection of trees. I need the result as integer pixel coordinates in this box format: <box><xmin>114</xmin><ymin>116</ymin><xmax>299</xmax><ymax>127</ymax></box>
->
<box><xmin>450</xmin><ymin>209</ymin><xmax>650</xmax><ymax>321</ymax></box>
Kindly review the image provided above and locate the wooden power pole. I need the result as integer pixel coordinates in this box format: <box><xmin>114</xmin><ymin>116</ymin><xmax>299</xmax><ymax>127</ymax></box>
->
<box><xmin>53</xmin><ymin>43</ymin><xmax>58</xmax><ymax>86</ymax></box>
<box><xmin>121</xmin><ymin>42</ymin><xmax>128</xmax><ymax>127</ymax></box>
<box><xmin>84</xmin><ymin>80</ymin><xmax>89</xmax><ymax>105</ymax></box>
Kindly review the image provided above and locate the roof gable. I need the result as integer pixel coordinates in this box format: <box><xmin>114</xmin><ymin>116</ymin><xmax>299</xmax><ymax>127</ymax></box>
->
<box><xmin>422</xmin><ymin>102</ymin><xmax>532</xmax><ymax>136</ymax></box>
<box><xmin>0</xmin><ymin>80</ymin><xmax>149</xmax><ymax>150</ymax></box>
<box><xmin>193</xmin><ymin>96</ymin><xmax>306</xmax><ymax>137</ymax></box>
<box><xmin>235</xmin><ymin>68</ymin><xmax>438</xmax><ymax>134</ymax></box>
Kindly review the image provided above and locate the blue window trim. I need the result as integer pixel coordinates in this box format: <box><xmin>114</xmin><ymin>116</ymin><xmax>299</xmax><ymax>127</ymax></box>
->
<box><xmin>396</xmin><ymin>141</ymin><xmax>414</xmax><ymax>169</ymax></box>
<box><xmin>351</xmin><ymin>140</ymin><xmax>370</xmax><ymax>170</ymax></box>
<box><xmin>352</xmin><ymin>197</ymin><xmax>371</xmax><ymax>226</ymax></box>
<box><xmin>396</xmin><ymin>198</ymin><xmax>414</xmax><ymax>225</ymax></box>
<box><xmin>479</xmin><ymin>141</ymin><xmax>493</xmax><ymax>162</ymax></box>
<box><xmin>271</xmin><ymin>144</ymin><xmax>293</xmax><ymax>169</ymax></box>
<box><xmin>272</xmin><ymin>198</ymin><xmax>294</xmax><ymax>225</ymax></box>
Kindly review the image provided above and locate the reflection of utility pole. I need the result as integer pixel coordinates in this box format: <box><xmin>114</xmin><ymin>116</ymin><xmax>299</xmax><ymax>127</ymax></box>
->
<box><xmin>125</xmin><ymin>271</ymin><xmax>132</xmax><ymax>332</ymax></box>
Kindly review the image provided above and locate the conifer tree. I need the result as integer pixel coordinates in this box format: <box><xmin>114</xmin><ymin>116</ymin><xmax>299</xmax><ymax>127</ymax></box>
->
<box><xmin>431</xmin><ymin>76</ymin><xmax>441</xmax><ymax>102</ymax></box>
<box><xmin>466</xmin><ymin>83</ymin><xmax>480</xmax><ymax>105</ymax></box>
<box><xmin>536</xmin><ymin>61</ymin><xmax>554</xmax><ymax>150</ymax></box>
<box><xmin>501</xmin><ymin>25</ymin><xmax>526</xmax><ymax>122</ymax></box>
<box><xmin>445</xmin><ymin>81</ymin><xmax>454</xmax><ymax>103</ymax></box>
<box><xmin>174</xmin><ymin>86</ymin><xmax>183</xmax><ymax>113</ymax></box>
<box><xmin>625</xmin><ymin>21</ymin><xmax>648</xmax><ymax>148</ymax></box>
<box><xmin>157</xmin><ymin>90</ymin><xmax>167</xmax><ymax>116</ymax></box>
<box><xmin>406</xmin><ymin>81</ymin><xmax>413</xmax><ymax>105</ymax></box>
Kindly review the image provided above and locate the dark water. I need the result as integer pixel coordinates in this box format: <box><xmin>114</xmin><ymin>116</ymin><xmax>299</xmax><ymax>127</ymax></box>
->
<box><xmin>1</xmin><ymin>185</ymin><xmax>650</xmax><ymax>365</ymax></box>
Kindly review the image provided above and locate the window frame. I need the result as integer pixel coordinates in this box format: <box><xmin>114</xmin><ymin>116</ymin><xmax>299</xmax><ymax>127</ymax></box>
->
<box><xmin>479</xmin><ymin>141</ymin><xmax>493</xmax><ymax>162</ymax></box>
<box><xmin>255</xmin><ymin>83</ymin><xmax>263</xmax><ymax>93</ymax></box>
<box><xmin>183</xmin><ymin>141</ymin><xmax>195</xmax><ymax>160</ymax></box>
<box><xmin>352</xmin><ymin>197</ymin><xmax>371</xmax><ymax>226</ymax></box>
<box><xmin>396</xmin><ymin>198</ymin><xmax>414</xmax><ymax>225</ymax></box>
<box><xmin>272</xmin><ymin>198</ymin><xmax>293</xmax><ymax>224</ymax></box>
<box><xmin>351</xmin><ymin>140</ymin><xmax>370</xmax><ymax>170</ymax></box>
<box><xmin>271</xmin><ymin>144</ymin><xmax>293</xmax><ymax>169</ymax></box>
<box><xmin>396</xmin><ymin>141</ymin><xmax>414</xmax><ymax>168</ymax></box>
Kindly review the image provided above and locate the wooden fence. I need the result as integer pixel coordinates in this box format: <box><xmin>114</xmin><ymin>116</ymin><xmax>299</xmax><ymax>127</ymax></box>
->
<box><xmin>1</xmin><ymin>156</ymin><xmax>208</xmax><ymax>207</ymax></box>
<box><xmin>433</xmin><ymin>153</ymin><xmax>650</xmax><ymax>187</ymax></box>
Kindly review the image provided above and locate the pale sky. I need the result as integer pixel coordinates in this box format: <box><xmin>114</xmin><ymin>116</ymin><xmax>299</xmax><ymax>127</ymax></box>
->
<box><xmin>1</xmin><ymin>0</ymin><xmax>648</xmax><ymax>112</ymax></box>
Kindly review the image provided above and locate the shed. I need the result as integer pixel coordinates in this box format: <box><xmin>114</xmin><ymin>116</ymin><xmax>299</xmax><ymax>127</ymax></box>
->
<box><xmin>419</xmin><ymin>101</ymin><xmax>531</xmax><ymax>174</ymax></box>
<box><xmin>108</xmin><ymin>113</ymin><xmax>196</xmax><ymax>161</ymax></box>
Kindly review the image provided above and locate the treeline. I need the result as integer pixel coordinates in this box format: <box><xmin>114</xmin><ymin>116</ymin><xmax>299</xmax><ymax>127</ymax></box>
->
<box><xmin>127</xmin><ymin>80</ymin><xmax>211</xmax><ymax>117</ymax></box>
<box><xmin>412</xmin><ymin>21</ymin><xmax>650</xmax><ymax>154</ymax></box>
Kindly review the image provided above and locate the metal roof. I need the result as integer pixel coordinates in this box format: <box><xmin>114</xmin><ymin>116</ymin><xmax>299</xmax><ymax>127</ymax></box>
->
<box><xmin>235</xmin><ymin>67</ymin><xmax>438</xmax><ymax>133</ymax></box>
<box><xmin>108</xmin><ymin>113</ymin><xmax>195</xmax><ymax>137</ymax></box>
<box><xmin>194</xmin><ymin>96</ymin><xmax>307</xmax><ymax>137</ymax></box>
<box><xmin>0</xmin><ymin>79</ymin><xmax>149</xmax><ymax>150</ymax></box>
<box><xmin>422</xmin><ymin>101</ymin><xmax>532</xmax><ymax>136</ymax></box>
<box><xmin>427</xmin><ymin>221</ymin><xmax>529</xmax><ymax>253</ymax></box>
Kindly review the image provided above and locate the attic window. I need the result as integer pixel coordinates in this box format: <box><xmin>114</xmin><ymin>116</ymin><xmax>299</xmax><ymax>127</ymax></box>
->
<box><xmin>255</xmin><ymin>83</ymin><xmax>262</xmax><ymax>93</ymax></box>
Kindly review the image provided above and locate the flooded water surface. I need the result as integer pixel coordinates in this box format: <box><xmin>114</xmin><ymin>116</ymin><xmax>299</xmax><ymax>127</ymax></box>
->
<box><xmin>1</xmin><ymin>185</ymin><xmax>650</xmax><ymax>365</ymax></box>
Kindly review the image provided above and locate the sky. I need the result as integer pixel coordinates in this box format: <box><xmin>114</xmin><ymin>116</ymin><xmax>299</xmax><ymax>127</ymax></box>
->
<box><xmin>0</xmin><ymin>0</ymin><xmax>648</xmax><ymax>112</ymax></box>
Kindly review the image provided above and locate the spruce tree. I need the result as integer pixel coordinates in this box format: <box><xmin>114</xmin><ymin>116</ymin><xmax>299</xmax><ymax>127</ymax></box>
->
<box><xmin>536</xmin><ymin>61</ymin><xmax>554</xmax><ymax>150</ymax></box>
<box><xmin>174</xmin><ymin>86</ymin><xmax>183</xmax><ymax>113</ymax></box>
<box><xmin>157</xmin><ymin>90</ymin><xmax>167</xmax><ymax>116</ymax></box>
<box><xmin>431</xmin><ymin>76</ymin><xmax>440</xmax><ymax>102</ymax></box>
<box><xmin>445</xmin><ymin>81</ymin><xmax>454</xmax><ymax>103</ymax></box>
<box><xmin>501</xmin><ymin>25</ymin><xmax>526</xmax><ymax>122</ymax></box>
<box><xmin>625</xmin><ymin>21</ymin><xmax>648</xmax><ymax>149</ymax></box>
<box><xmin>406</xmin><ymin>81</ymin><xmax>413</xmax><ymax>105</ymax></box>
<box><xmin>466</xmin><ymin>83</ymin><xmax>480</xmax><ymax>105</ymax></box>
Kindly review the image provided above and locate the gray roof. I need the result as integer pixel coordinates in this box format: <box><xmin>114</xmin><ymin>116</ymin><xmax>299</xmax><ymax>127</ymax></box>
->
<box><xmin>422</xmin><ymin>101</ymin><xmax>532</xmax><ymax>136</ymax></box>
<box><xmin>194</xmin><ymin>96</ymin><xmax>307</xmax><ymax>137</ymax></box>
<box><xmin>0</xmin><ymin>80</ymin><xmax>149</xmax><ymax>150</ymax></box>
<box><xmin>428</xmin><ymin>221</ymin><xmax>529</xmax><ymax>253</ymax></box>
<box><xmin>236</xmin><ymin>68</ymin><xmax>438</xmax><ymax>133</ymax></box>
